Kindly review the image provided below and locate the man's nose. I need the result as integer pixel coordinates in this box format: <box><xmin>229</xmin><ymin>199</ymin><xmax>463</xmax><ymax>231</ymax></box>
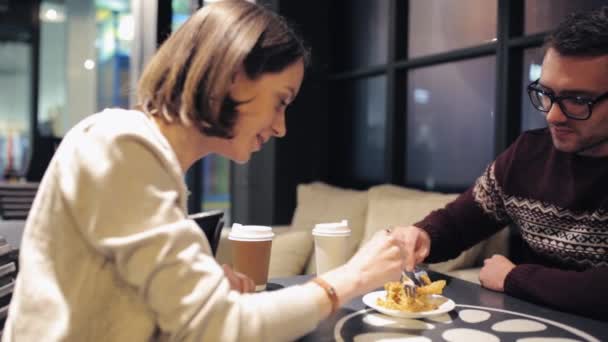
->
<box><xmin>545</xmin><ymin>102</ymin><xmax>568</xmax><ymax>125</ymax></box>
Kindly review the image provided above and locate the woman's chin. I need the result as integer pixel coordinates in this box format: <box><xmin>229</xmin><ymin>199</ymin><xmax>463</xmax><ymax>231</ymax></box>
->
<box><xmin>232</xmin><ymin>151</ymin><xmax>252</xmax><ymax>164</ymax></box>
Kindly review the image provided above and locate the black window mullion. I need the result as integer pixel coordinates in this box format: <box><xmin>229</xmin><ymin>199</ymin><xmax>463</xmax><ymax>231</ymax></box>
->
<box><xmin>393</xmin><ymin>0</ymin><xmax>408</xmax><ymax>185</ymax></box>
<box><xmin>31</xmin><ymin>1</ymin><xmax>41</xmax><ymax>162</ymax></box>
<box><xmin>385</xmin><ymin>0</ymin><xmax>397</xmax><ymax>183</ymax></box>
<box><xmin>157</xmin><ymin>0</ymin><xmax>173</xmax><ymax>47</ymax></box>
<box><xmin>494</xmin><ymin>0</ymin><xmax>524</xmax><ymax>157</ymax></box>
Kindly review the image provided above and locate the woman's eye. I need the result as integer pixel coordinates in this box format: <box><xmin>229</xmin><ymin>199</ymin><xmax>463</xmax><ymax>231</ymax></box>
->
<box><xmin>276</xmin><ymin>99</ymin><xmax>289</xmax><ymax>111</ymax></box>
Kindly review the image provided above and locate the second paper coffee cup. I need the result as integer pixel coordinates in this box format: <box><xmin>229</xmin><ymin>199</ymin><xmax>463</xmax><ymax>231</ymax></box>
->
<box><xmin>312</xmin><ymin>220</ymin><xmax>351</xmax><ymax>274</ymax></box>
<box><xmin>228</xmin><ymin>223</ymin><xmax>274</xmax><ymax>291</ymax></box>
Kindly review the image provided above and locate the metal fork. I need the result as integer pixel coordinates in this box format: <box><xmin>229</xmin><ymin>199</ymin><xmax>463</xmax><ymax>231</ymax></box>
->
<box><xmin>401</xmin><ymin>270</ymin><xmax>419</xmax><ymax>299</ymax></box>
<box><xmin>401</xmin><ymin>267</ymin><xmax>428</xmax><ymax>298</ymax></box>
<box><xmin>403</xmin><ymin>283</ymin><xmax>417</xmax><ymax>299</ymax></box>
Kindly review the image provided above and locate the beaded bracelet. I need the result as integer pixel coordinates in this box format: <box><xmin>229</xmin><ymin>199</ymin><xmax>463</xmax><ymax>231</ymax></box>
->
<box><xmin>311</xmin><ymin>277</ymin><xmax>339</xmax><ymax>315</ymax></box>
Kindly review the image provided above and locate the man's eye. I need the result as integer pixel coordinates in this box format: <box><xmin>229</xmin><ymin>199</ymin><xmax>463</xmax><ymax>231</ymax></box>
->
<box><xmin>569</xmin><ymin>96</ymin><xmax>590</xmax><ymax>105</ymax></box>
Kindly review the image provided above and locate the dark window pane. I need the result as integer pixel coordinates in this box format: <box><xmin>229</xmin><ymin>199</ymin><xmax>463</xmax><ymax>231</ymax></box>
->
<box><xmin>331</xmin><ymin>0</ymin><xmax>389</xmax><ymax>71</ymax></box>
<box><xmin>406</xmin><ymin>57</ymin><xmax>496</xmax><ymax>190</ymax></box>
<box><xmin>525</xmin><ymin>0</ymin><xmax>608</xmax><ymax>34</ymax></box>
<box><xmin>352</xmin><ymin>76</ymin><xmax>387</xmax><ymax>183</ymax></box>
<box><xmin>408</xmin><ymin>0</ymin><xmax>497</xmax><ymax>58</ymax></box>
<box><xmin>521</xmin><ymin>47</ymin><xmax>547</xmax><ymax>132</ymax></box>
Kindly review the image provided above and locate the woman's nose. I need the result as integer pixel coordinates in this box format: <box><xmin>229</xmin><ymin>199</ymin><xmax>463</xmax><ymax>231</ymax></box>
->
<box><xmin>272</xmin><ymin>112</ymin><xmax>286</xmax><ymax>138</ymax></box>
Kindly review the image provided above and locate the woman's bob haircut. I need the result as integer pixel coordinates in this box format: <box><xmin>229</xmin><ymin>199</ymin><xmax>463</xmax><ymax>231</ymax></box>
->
<box><xmin>137</xmin><ymin>0</ymin><xmax>309</xmax><ymax>138</ymax></box>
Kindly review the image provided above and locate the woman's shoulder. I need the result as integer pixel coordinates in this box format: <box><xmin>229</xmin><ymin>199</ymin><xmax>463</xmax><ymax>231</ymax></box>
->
<box><xmin>64</xmin><ymin>108</ymin><xmax>171</xmax><ymax>156</ymax></box>
<box><xmin>81</xmin><ymin>108</ymin><xmax>156</xmax><ymax>140</ymax></box>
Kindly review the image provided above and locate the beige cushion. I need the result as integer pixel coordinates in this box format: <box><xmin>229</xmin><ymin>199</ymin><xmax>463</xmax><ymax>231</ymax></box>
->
<box><xmin>268</xmin><ymin>230</ymin><xmax>314</xmax><ymax>278</ymax></box>
<box><xmin>446</xmin><ymin>268</ymin><xmax>482</xmax><ymax>284</ymax></box>
<box><xmin>287</xmin><ymin>182</ymin><xmax>368</xmax><ymax>275</ymax></box>
<box><xmin>477</xmin><ymin>226</ymin><xmax>510</xmax><ymax>263</ymax></box>
<box><xmin>362</xmin><ymin>184</ymin><xmax>486</xmax><ymax>272</ymax></box>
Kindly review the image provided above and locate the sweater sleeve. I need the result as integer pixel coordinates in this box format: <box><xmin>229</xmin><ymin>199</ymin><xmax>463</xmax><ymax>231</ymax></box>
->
<box><xmin>56</xmin><ymin>129</ymin><xmax>322</xmax><ymax>341</ymax></box>
<box><xmin>414</xmin><ymin>137</ymin><xmax>521</xmax><ymax>263</ymax></box>
<box><xmin>505</xmin><ymin>264</ymin><xmax>608</xmax><ymax>321</ymax></box>
<box><xmin>415</xmin><ymin>163</ymin><xmax>513</xmax><ymax>263</ymax></box>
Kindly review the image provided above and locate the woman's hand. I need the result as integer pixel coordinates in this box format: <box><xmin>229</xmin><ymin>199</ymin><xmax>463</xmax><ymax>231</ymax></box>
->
<box><xmin>389</xmin><ymin>225</ymin><xmax>431</xmax><ymax>271</ymax></box>
<box><xmin>315</xmin><ymin>229</ymin><xmax>405</xmax><ymax>311</ymax></box>
<box><xmin>222</xmin><ymin>264</ymin><xmax>256</xmax><ymax>293</ymax></box>
<box><xmin>343</xmin><ymin>229</ymin><xmax>406</xmax><ymax>293</ymax></box>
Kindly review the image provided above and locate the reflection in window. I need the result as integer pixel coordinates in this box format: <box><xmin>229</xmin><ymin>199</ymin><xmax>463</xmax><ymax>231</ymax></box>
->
<box><xmin>331</xmin><ymin>0</ymin><xmax>389</xmax><ymax>71</ymax></box>
<box><xmin>406</xmin><ymin>57</ymin><xmax>496</xmax><ymax>190</ymax></box>
<box><xmin>408</xmin><ymin>0</ymin><xmax>497</xmax><ymax>58</ymax></box>
<box><xmin>0</xmin><ymin>42</ymin><xmax>31</xmax><ymax>180</ymax></box>
<box><xmin>38</xmin><ymin>0</ymin><xmax>133</xmax><ymax>137</ymax></box>
<box><xmin>525</xmin><ymin>0</ymin><xmax>607</xmax><ymax>34</ymax></box>
<box><xmin>352</xmin><ymin>76</ymin><xmax>387</xmax><ymax>183</ymax></box>
<box><xmin>173</xmin><ymin>0</ymin><xmax>231</xmax><ymax>216</ymax></box>
<box><xmin>172</xmin><ymin>0</ymin><xmax>194</xmax><ymax>31</ymax></box>
<box><xmin>200</xmin><ymin>156</ymin><xmax>231</xmax><ymax>213</ymax></box>
<box><xmin>521</xmin><ymin>48</ymin><xmax>547</xmax><ymax>132</ymax></box>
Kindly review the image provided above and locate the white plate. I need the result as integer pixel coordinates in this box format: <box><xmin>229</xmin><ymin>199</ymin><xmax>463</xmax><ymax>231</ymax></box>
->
<box><xmin>362</xmin><ymin>290</ymin><xmax>455</xmax><ymax>318</ymax></box>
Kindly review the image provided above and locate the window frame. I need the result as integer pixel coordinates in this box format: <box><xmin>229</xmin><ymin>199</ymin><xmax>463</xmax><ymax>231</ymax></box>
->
<box><xmin>327</xmin><ymin>0</ymin><xmax>553</xmax><ymax>192</ymax></box>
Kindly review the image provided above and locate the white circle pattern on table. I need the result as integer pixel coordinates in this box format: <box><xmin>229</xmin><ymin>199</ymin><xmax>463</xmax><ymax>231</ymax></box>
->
<box><xmin>426</xmin><ymin>313</ymin><xmax>453</xmax><ymax>324</ymax></box>
<box><xmin>458</xmin><ymin>309</ymin><xmax>491</xmax><ymax>323</ymax></box>
<box><xmin>442</xmin><ymin>328</ymin><xmax>500</xmax><ymax>342</ymax></box>
<box><xmin>516</xmin><ymin>338</ymin><xmax>583</xmax><ymax>342</ymax></box>
<box><xmin>353</xmin><ymin>333</ymin><xmax>432</xmax><ymax>342</ymax></box>
<box><xmin>493</xmin><ymin>319</ymin><xmax>547</xmax><ymax>333</ymax></box>
<box><xmin>362</xmin><ymin>314</ymin><xmax>435</xmax><ymax>330</ymax></box>
<box><xmin>457</xmin><ymin>305</ymin><xmax>599</xmax><ymax>342</ymax></box>
<box><xmin>334</xmin><ymin>304</ymin><xmax>600</xmax><ymax>342</ymax></box>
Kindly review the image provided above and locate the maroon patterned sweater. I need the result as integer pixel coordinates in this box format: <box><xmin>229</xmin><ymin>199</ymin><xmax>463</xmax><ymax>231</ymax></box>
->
<box><xmin>415</xmin><ymin>128</ymin><xmax>608</xmax><ymax>321</ymax></box>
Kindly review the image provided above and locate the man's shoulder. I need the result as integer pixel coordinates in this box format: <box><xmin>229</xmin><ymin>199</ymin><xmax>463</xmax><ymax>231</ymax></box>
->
<box><xmin>518</xmin><ymin>127</ymin><xmax>551</xmax><ymax>144</ymax></box>
<box><xmin>509</xmin><ymin>128</ymin><xmax>552</xmax><ymax>160</ymax></box>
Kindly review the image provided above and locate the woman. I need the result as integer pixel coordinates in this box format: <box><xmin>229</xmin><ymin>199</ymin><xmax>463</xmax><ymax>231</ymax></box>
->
<box><xmin>4</xmin><ymin>1</ymin><xmax>406</xmax><ymax>341</ymax></box>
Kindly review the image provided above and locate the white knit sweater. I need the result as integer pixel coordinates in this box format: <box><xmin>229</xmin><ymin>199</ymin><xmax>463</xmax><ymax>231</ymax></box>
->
<box><xmin>3</xmin><ymin>109</ymin><xmax>321</xmax><ymax>341</ymax></box>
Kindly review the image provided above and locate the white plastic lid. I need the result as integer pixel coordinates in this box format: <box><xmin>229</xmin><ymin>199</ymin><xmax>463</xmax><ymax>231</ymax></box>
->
<box><xmin>228</xmin><ymin>223</ymin><xmax>275</xmax><ymax>241</ymax></box>
<box><xmin>312</xmin><ymin>219</ymin><xmax>351</xmax><ymax>236</ymax></box>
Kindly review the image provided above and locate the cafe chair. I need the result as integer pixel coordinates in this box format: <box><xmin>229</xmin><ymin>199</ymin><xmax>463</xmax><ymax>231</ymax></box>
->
<box><xmin>0</xmin><ymin>235</ymin><xmax>19</xmax><ymax>336</ymax></box>
<box><xmin>0</xmin><ymin>183</ymin><xmax>39</xmax><ymax>221</ymax></box>
<box><xmin>188</xmin><ymin>210</ymin><xmax>225</xmax><ymax>256</ymax></box>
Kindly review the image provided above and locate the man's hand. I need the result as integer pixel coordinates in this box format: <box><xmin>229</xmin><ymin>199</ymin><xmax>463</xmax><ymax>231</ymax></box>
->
<box><xmin>222</xmin><ymin>264</ymin><xmax>256</xmax><ymax>293</ymax></box>
<box><xmin>479</xmin><ymin>254</ymin><xmax>516</xmax><ymax>292</ymax></box>
<box><xmin>389</xmin><ymin>225</ymin><xmax>431</xmax><ymax>271</ymax></box>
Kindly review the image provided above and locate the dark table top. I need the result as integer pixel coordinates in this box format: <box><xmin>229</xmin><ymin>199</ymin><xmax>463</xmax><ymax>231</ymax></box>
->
<box><xmin>270</xmin><ymin>270</ymin><xmax>608</xmax><ymax>342</ymax></box>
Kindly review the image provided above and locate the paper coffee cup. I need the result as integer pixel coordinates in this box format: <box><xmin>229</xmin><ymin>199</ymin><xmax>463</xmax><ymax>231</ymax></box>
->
<box><xmin>312</xmin><ymin>220</ymin><xmax>351</xmax><ymax>274</ymax></box>
<box><xmin>228</xmin><ymin>223</ymin><xmax>274</xmax><ymax>291</ymax></box>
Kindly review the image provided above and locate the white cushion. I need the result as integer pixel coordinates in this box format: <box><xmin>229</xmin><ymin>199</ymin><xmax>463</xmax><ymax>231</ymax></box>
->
<box><xmin>268</xmin><ymin>230</ymin><xmax>313</xmax><ymax>277</ymax></box>
<box><xmin>289</xmin><ymin>182</ymin><xmax>368</xmax><ymax>275</ymax></box>
<box><xmin>363</xmin><ymin>184</ymin><xmax>486</xmax><ymax>272</ymax></box>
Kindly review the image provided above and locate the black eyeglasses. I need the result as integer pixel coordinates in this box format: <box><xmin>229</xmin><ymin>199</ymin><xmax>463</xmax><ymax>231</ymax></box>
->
<box><xmin>526</xmin><ymin>79</ymin><xmax>608</xmax><ymax>121</ymax></box>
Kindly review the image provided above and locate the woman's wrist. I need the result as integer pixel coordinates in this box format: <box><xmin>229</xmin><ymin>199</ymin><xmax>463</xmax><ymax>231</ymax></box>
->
<box><xmin>317</xmin><ymin>264</ymin><xmax>361</xmax><ymax>308</ymax></box>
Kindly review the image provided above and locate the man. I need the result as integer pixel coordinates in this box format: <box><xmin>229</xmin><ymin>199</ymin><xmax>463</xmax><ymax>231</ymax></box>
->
<box><xmin>395</xmin><ymin>6</ymin><xmax>608</xmax><ymax>321</ymax></box>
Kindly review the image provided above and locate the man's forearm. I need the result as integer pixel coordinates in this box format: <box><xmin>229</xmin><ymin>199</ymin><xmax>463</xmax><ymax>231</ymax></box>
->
<box><xmin>505</xmin><ymin>264</ymin><xmax>608</xmax><ymax>321</ymax></box>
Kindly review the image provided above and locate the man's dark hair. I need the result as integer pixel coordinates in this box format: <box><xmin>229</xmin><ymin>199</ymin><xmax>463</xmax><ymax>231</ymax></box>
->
<box><xmin>545</xmin><ymin>6</ymin><xmax>608</xmax><ymax>57</ymax></box>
